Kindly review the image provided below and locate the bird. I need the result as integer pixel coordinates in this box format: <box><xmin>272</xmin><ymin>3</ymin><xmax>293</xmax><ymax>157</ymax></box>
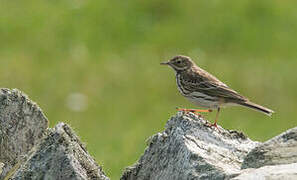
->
<box><xmin>161</xmin><ymin>55</ymin><xmax>274</xmax><ymax>130</ymax></box>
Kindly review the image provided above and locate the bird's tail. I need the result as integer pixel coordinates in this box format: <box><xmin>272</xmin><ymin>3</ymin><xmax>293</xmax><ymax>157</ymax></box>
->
<box><xmin>238</xmin><ymin>101</ymin><xmax>274</xmax><ymax>116</ymax></box>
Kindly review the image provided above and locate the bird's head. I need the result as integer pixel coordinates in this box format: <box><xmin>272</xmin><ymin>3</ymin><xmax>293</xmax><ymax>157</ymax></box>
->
<box><xmin>161</xmin><ymin>55</ymin><xmax>194</xmax><ymax>71</ymax></box>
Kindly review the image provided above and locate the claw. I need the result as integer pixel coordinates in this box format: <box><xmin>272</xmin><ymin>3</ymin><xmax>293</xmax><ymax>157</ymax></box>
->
<box><xmin>206</xmin><ymin>122</ymin><xmax>221</xmax><ymax>132</ymax></box>
<box><xmin>176</xmin><ymin>107</ymin><xmax>220</xmax><ymax>132</ymax></box>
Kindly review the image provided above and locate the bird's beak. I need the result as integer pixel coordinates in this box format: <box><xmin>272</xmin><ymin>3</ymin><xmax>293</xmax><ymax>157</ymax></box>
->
<box><xmin>160</xmin><ymin>61</ymin><xmax>169</xmax><ymax>65</ymax></box>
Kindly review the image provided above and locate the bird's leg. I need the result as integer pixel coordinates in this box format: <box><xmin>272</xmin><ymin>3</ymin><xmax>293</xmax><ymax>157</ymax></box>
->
<box><xmin>207</xmin><ymin>107</ymin><xmax>221</xmax><ymax>132</ymax></box>
<box><xmin>176</xmin><ymin>108</ymin><xmax>212</xmax><ymax>113</ymax></box>
<box><xmin>176</xmin><ymin>108</ymin><xmax>212</xmax><ymax>117</ymax></box>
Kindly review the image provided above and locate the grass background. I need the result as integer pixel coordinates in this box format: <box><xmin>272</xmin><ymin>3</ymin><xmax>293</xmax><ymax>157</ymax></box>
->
<box><xmin>1</xmin><ymin>0</ymin><xmax>296</xmax><ymax>179</ymax></box>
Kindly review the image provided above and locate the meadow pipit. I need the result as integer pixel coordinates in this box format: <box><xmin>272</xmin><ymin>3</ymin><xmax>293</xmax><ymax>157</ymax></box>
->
<box><xmin>161</xmin><ymin>55</ymin><xmax>274</xmax><ymax>130</ymax></box>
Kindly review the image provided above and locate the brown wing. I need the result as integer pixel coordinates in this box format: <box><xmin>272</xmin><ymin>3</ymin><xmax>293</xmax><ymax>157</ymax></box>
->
<box><xmin>181</xmin><ymin>67</ymin><xmax>248</xmax><ymax>103</ymax></box>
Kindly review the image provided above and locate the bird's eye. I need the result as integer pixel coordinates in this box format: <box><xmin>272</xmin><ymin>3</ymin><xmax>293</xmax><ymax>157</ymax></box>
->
<box><xmin>177</xmin><ymin>60</ymin><xmax>181</xmax><ymax>64</ymax></box>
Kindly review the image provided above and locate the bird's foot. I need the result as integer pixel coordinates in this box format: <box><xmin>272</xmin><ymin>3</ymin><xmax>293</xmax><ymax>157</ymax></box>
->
<box><xmin>205</xmin><ymin>122</ymin><xmax>221</xmax><ymax>132</ymax></box>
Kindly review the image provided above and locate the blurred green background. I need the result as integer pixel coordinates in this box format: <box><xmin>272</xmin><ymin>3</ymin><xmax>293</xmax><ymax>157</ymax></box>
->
<box><xmin>1</xmin><ymin>0</ymin><xmax>296</xmax><ymax>179</ymax></box>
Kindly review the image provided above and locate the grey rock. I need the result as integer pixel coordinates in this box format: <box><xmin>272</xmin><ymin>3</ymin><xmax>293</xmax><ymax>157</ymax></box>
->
<box><xmin>242</xmin><ymin>127</ymin><xmax>297</xmax><ymax>169</ymax></box>
<box><xmin>232</xmin><ymin>163</ymin><xmax>297</xmax><ymax>180</ymax></box>
<box><xmin>121</xmin><ymin>112</ymin><xmax>259</xmax><ymax>180</ymax></box>
<box><xmin>2</xmin><ymin>88</ymin><xmax>295</xmax><ymax>180</ymax></box>
<box><xmin>0</xmin><ymin>163</ymin><xmax>4</xmax><ymax>175</ymax></box>
<box><xmin>0</xmin><ymin>88</ymin><xmax>109</xmax><ymax>180</ymax></box>
<box><xmin>0</xmin><ymin>89</ymin><xmax>48</xmax><ymax>178</ymax></box>
<box><xmin>9</xmin><ymin>123</ymin><xmax>109</xmax><ymax>180</ymax></box>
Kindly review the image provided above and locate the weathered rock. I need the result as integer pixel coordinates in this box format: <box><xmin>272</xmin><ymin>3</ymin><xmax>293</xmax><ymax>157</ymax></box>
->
<box><xmin>121</xmin><ymin>112</ymin><xmax>259</xmax><ymax>180</ymax></box>
<box><xmin>233</xmin><ymin>163</ymin><xmax>297</xmax><ymax>180</ymax></box>
<box><xmin>0</xmin><ymin>163</ymin><xmax>4</xmax><ymax>176</ymax></box>
<box><xmin>8</xmin><ymin>123</ymin><xmax>109</xmax><ymax>180</ymax></box>
<box><xmin>242</xmin><ymin>127</ymin><xmax>297</xmax><ymax>169</ymax></box>
<box><xmin>0</xmin><ymin>88</ymin><xmax>109</xmax><ymax>180</ymax></box>
<box><xmin>2</xmin><ymin>88</ymin><xmax>296</xmax><ymax>180</ymax></box>
<box><xmin>0</xmin><ymin>89</ymin><xmax>48</xmax><ymax>178</ymax></box>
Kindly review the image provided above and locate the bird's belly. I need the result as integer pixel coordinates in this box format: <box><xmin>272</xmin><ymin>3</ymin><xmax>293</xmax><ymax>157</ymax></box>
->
<box><xmin>185</xmin><ymin>92</ymin><xmax>219</xmax><ymax>109</ymax></box>
<box><xmin>186</xmin><ymin>97</ymin><xmax>218</xmax><ymax>109</ymax></box>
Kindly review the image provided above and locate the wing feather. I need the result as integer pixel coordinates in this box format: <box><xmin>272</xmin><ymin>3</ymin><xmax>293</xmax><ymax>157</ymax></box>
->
<box><xmin>180</xmin><ymin>67</ymin><xmax>248</xmax><ymax>102</ymax></box>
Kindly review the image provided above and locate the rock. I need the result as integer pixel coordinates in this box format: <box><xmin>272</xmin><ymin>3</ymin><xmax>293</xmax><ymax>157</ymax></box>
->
<box><xmin>122</xmin><ymin>112</ymin><xmax>297</xmax><ymax>180</ymax></box>
<box><xmin>0</xmin><ymin>163</ymin><xmax>4</xmax><ymax>175</ymax></box>
<box><xmin>2</xmin><ymin>88</ymin><xmax>296</xmax><ymax>180</ymax></box>
<box><xmin>0</xmin><ymin>89</ymin><xmax>48</xmax><ymax>178</ymax></box>
<box><xmin>232</xmin><ymin>163</ymin><xmax>297</xmax><ymax>180</ymax></box>
<box><xmin>8</xmin><ymin>123</ymin><xmax>110</xmax><ymax>180</ymax></box>
<box><xmin>121</xmin><ymin>112</ymin><xmax>259</xmax><ymax>180</ymax></box>
<box><xmin>0</xmin><ymin>88</ymin><xmax>109</xmax><ymax>180</ymax></box>
<box><xmin>242</xmin><ymin>127</ymin><xmax>297</xmax><ymax>169</ymax></box>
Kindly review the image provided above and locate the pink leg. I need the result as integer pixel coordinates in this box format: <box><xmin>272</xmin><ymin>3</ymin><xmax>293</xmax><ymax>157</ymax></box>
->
<box><xmin>207</xmin><ymin>108</ymin><xmax>221</xmax><ymax>132</ymax></box>
<box><xmin>176</xmin><ymin>108</ymin><xmax>212</xmax><ymax>117</ymax></box>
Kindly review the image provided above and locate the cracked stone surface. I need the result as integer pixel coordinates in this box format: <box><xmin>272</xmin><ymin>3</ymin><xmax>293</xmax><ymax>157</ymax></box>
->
<box><xmin>0</xmin><ymin>89</ymin><xmax>48</xmax><ymax>179</ymax></box>
<box><xmin>121</xmin><ymin>112</ymin><xmax>259</xmax><ymax>180</ymax></box>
